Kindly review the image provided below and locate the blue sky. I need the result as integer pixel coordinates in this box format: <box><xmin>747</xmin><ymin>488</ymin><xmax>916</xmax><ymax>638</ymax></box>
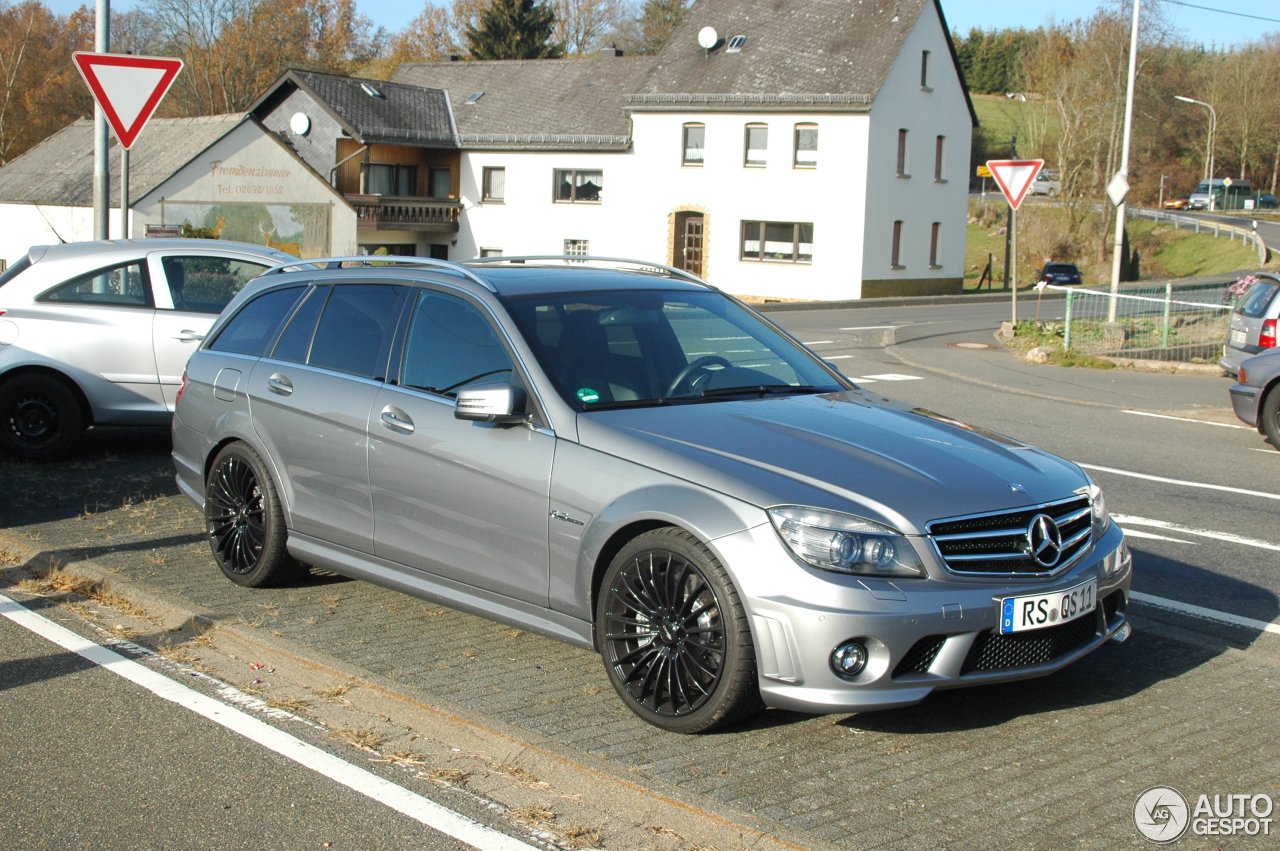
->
<box><xmin>42</xmin><ymin>0</ymin><xmax>1275</xmax><ymax>48</ymax></box>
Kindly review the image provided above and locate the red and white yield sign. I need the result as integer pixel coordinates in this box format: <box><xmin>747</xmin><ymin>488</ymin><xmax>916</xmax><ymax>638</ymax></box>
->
<box><xmin>72</xmin><ymin>53</ymin><xmax>183</xmax><ymax>149</ymax></box>
<box><xmin>986</xmin><ymin>159</ymin><xmax>1045</xmax><ymax>211</ymax></box>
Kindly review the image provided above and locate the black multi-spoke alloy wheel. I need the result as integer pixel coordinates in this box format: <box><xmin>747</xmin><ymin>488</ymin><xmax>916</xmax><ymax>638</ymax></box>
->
<box><xmin>597</xmin><ymin>528</ymin><xmax>762</xmax><ymax>733</ymax></box>
<box><xmin>205</xmin><ymin>442</ymin><xmax>303</xmax><ymax>587</ymax></box>
<box><xmin>1262</xmin><ymin>386</ymin><xmax>1280</xmax><ymax>451</ymax></box>
<box><xmin>0</xmin><ymin>374</ymin><xmax>84</xmax><ymax>461</ymax></box>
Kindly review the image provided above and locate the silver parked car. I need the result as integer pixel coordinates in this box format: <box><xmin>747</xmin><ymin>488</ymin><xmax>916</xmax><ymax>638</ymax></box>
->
<box><xmin>172</xmin><ymin>257</ymin><xmax>1132</xmax><ymax>733</ymax></box>
<box><xmin>0</xmin><ymin>239</ymin><xmax>294</xmax><ymax>459</ymax></box>
<box><xmin>1228</xmin><ymin>348</ymin><xmax>1280</xmax><ymax>449</ymax></box>
<box><xmin>1220</xmin><ymin>274</ymin><xmax>1279</xmax><ymax>376</ymax></box>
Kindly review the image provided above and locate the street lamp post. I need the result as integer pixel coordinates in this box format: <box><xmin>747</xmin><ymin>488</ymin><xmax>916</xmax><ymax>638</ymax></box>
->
<box><xmin>1175</xmin><ymin>95</ymin><xmax>1217</xmax><ymax>212</ymax></box>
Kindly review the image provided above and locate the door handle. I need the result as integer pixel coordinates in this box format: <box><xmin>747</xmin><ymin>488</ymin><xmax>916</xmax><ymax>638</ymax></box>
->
<box><xmin>172</xmin><ymin>330</ymin><xmax>206</xmax><ymax>342</ymax></box>
<box><xmin>267</xmin><ymin>373</ymin><xmax>293</xmax><ymax>396</ymax></box>
<box><xmin>380</xmin><ymin>406</ymin><xmax>414</xmax><ymax>434</ymax></box>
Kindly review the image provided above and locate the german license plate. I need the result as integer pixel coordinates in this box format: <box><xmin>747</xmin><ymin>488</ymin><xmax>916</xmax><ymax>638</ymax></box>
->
<box><xmin>999</xmin><ymin>579</ymin><xmax>1097</xmax><ymax>634</ymax></box>
<box><xmin>1230</xmin><ymin>329</ymin><xmax>1247</xmax><ymax>347</ymax></box>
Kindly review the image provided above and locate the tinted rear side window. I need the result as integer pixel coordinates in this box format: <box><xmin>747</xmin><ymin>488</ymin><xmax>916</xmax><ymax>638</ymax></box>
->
<box><xmin>1238</xmin><ymin>282</ymin><xmax>1279</xmax><ymax>318</ymax></box>
<box><xmin>40</xmin><ymin>261</ymin><xmax>151</xmax><ymax>307</ymax></box>
<box><xmin>307</xmin><ymin>284</ymin><xmax>406</xmax><ymax>379</ymax></box>
<box><xmin>271</xmin><ymin>285</ymin><xmax>329</xmax><ymax>363</ymax></box>
<box><xmin>0</xmin><ymin>255</ymin><xmax>31</xmax><ymax>288</ymax></box>
<box><xmin>208</xmin><ymin>286</ymin><xmax>306</xmax><ymax>356</ymax></box>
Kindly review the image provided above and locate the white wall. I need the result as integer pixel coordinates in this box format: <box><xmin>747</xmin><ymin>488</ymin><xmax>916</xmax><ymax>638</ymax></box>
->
<box><xmin>0</xmin><ymin>204</ymin><xmax>126</xmax><ymax>266</ymax></box>
<box><xmin>457</xmin><ymin>112</ymin><xmax>872</xmax><ymax>301</ymax></box>
<box><xmin>861</xmin><ymin>3</ymin><xmax>973</xmax><ymax>290</ymax></box>
<box><xmin>133</xmin><ymin>121</ymin><xmax>358</xmax><ymax>257</ymax></box>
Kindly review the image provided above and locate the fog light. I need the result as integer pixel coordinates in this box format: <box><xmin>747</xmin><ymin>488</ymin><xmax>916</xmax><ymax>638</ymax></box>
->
<box><xmin>1107</xmin><ymin>621</ymin><xmax>1132</xmax><ymax>645</ymax></box>
<box><xmin>831</xmin><ymin>640</ymin><xmax>868</xmax><ymax>678</ymax></box>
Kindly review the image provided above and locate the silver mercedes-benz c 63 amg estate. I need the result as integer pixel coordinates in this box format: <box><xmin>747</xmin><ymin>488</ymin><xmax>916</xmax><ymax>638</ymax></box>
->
<box><xmin>172</xmin><ymin>256</ymin><xmax>1132</xmax><ymax>732</ymax></box>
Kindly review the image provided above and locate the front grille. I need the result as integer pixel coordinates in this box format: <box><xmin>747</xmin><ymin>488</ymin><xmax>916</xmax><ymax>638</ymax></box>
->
<box><xmin>960</xmin><ymin>608</ymin><xmax>1099</xmax><ymax>674</ymax></box>
<box><xmin>928</xmin><ymin>495</ymin><xmax>1092</xmax><ymax>575</ymax></box>
<box><xmin>893</xmin><ymin>635</ymin><xmax>947</xmax><ymax>678</ymax></box>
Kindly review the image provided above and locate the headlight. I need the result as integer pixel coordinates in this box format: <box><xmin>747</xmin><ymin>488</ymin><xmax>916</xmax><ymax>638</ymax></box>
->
<box><xmin>768</xmin><ymin>506</ymin><xmax>926</xmax><ymax>578</ymax></box>
<box><xmin>1086</xmin><ymin>479</ymin><xmax>1110</xmax><ymax>535</ymax></box>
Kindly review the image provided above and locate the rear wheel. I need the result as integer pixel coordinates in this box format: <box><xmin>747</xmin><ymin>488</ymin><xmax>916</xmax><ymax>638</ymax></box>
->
<box><xmin>205</xmin><ymin>442</ymin><xmax>304</xmax><ymax>587</ymax></box>
<box><xmin>597</xmin><ymin>527</ymin><xmax>762</xmax><ymax>733</ymax></box>
<box><xmin>1261</xmin><ymin>385</ymin><xmax>1280</xmax><ymax>450</ymax></box>
<box><xmin>0</xmin><ymin>374</ymin><xmax>84</xmax><ymax>461</ymax></box>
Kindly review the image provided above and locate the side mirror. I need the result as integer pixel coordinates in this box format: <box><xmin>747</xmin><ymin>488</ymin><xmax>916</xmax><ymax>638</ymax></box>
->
<box><xmin>455</xmin><ymin>381</ymin><xmax>531</xmax><ymax>425</ymax></box>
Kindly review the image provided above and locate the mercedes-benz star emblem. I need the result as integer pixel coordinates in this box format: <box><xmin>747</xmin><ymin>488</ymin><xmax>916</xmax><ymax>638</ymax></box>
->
<box><xmin>1027</xmin><ymin>514</ymin><xmax>1063</xmax><ymax>567</ymax></box>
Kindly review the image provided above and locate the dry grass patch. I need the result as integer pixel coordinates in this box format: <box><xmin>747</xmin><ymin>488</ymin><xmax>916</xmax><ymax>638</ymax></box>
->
<box><xmin>266</xmin><ymin>696</ymin><xmax>313</xmax><ymax>713</ymax></box>
<box><xmin>329</xmin><ymin>726</ymin><xmax>383</xmax><ymax>752</ymax></box>
<box><xmin>508</xmin><ymin>805</ymin><xmax>556</xmax><ymax>826</ymax></box>
<box><xmin>372</xmin><ymin>750</ymin><xmax>429</xmax><ymax>768</ymax></box>
<box><xmin>321</xmin><ymin>682</ymin><xmax>353</xmax><ymax>700</ymax></box>
<box><xmin>425</xmin><ymin>767</ymin><xmax>470</xmax><ymax>785</ymax></box>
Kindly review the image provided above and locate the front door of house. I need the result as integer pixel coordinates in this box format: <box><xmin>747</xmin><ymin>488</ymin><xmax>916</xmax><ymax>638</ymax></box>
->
<box><xmin>675</xmin><ymin>213</ymin><xmax>703</xmax><ymax>277</ymax></box>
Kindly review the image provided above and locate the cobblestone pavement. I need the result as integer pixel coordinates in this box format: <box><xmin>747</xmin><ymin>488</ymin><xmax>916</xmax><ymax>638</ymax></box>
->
<box><xmin>2</xmin><ymin>428</ymin><xmax>1277</xmax><ymax>849</ymax></box>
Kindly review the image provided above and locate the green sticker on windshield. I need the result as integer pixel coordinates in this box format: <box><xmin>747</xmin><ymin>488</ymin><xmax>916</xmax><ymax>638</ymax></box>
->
<box><xmin>576</xmin><ymin>388</ymin><xmax>600</xmax><ymax>404</ymax></box>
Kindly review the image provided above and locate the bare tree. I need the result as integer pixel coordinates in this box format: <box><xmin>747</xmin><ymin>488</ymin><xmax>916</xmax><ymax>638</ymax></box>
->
<box><xmin>552</xmin><ymin>0</ymin><xmax>630</xmax><ymax>55</ymax></box>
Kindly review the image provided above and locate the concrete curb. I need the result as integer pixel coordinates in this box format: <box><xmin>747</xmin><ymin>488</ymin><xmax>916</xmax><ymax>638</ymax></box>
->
<box><xmin>0</xmin><ymin>532</ymin><xmax>845</xmax><ymax>851</ymax></box>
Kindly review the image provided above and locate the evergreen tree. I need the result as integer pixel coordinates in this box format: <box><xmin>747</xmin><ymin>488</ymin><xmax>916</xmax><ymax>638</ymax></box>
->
<box><xmin>634</xmin><ymin>0</ymin><xmax>688</xmax><ymax>55</ymax></box>
<box><xmin>466</xmin><ymin>0</ymin><xmax>563</xmax><ymax>60</ymax></box>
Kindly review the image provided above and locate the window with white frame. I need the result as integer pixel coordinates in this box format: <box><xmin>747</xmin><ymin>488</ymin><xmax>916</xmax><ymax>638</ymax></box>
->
<box><xmin>744</xmin><ymin>123</ymin><xmax>768</xmax><ymax>166</ymax></box>
<box><xmin>934</xmin><ymin>136</ymin><xmax>946</xmax><ymax>181</ymax></box>
<box><xmin>683</xmin><ymin>123</ymin><xmax>705</xmax><ymax>165</ymax></box>
<box><xmin>930</xmin><ymin>222</ymin><xmax>941</xmax><ymax>267</ymax></box>
<box><xmin>554</xmin><ymin>169</ymin><xmax>603</xmax><ymax>202</ymax></box>
<box><xmin>564</xmin><ymin>238</ymin><xmax>589</xmax><ymax>261</ymax></box>
<box><xmin>740</xmin><ymin>221</ymin><xmax>812</xmax><ymax>263</ymax></box>
<box><xmin>891</xmin><ymin>221</ymin><xmax>904</xmax><ymax>268</ymax></box>
<box><xmin>794</xmin><ymin>123</ymin><xmax>818</xmax><ymax>167</ymax></box>
<box><xmin>482</xmin><ymin>167</ymin><xmax>505</xmax><ymax>202</ymax></box>
<box><xmin>897</xmin><ymin>129</ymin><xmax>909</xmax><ymax>177</ymax></box>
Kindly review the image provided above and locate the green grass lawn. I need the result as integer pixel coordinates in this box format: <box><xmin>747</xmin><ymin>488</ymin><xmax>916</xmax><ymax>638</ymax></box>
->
<box><xmin>964</xmin><ymin>203</ymin><xmax>1266</xmax><ymax>289</ymax></box>
<box><xmin>971</xmin><ymin>94</ymin><xmax>1057</xmax><ymax>159</ymax></box>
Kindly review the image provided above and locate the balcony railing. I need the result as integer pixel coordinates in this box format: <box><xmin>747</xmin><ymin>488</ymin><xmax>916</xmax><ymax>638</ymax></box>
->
<box><xmin>346</xmin><ymin>195</ymin><xmax>461</xmax><ymax>232</ymax></box>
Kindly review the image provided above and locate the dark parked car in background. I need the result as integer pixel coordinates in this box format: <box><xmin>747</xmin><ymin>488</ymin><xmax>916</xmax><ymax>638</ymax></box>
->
<box><xmin>1229</xmin><ymin>348</ymin><xmax>1280</xmax><ymax>450</ymax></box>
<box><xmin>1256</xmin><ymin>194</ymin><xmax>1279</xmax><ymax>210</ymax></box>
<box><xmin>1220</xmin><ymin>274</ymin><xmax>1279</xmax><ymax>376</ymax></box>
<box><xmin>1038</xmin><ymin>263</ymin><xmax>1083</xmax><ymax>286</ymax></box>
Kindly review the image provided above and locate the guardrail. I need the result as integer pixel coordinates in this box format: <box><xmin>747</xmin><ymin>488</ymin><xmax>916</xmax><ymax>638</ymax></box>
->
<box><xmin>1128</xmin><ymin>207</ymin><xmax>1269</xmax><ymax>265</ymax></box>
<box><xmin>1047</xmin><ymin>283</ymin><xmax>1232</xmax><ymax>363</ymax></box>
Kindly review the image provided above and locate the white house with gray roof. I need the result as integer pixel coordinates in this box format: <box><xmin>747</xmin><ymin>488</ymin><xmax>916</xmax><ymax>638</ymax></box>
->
<box><xmin>388</xmin><ymin>0</ymin><xmax>976</xmax><ymax>299</ymax></box>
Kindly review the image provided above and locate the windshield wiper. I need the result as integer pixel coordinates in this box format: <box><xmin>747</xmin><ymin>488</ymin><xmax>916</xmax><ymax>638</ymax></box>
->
<box><xmin>698</xmin><ymin>384</ymin><xmax>824</xmax><ymax>399</ymax></box>
<box><xmin>581</xmin><ymin>397</ymin><xmax>672</xmax><ymax>411</ymax></box>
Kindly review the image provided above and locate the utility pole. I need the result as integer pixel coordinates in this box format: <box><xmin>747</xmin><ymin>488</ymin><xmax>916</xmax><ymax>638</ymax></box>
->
<box><xmin>92</xmin><ymin>0</ymin><xmax>110</xmax><ymax>240</ymax></box>
<box><xmin>1108</xmin><ymin>0</ymin><xmax>1141</xmax><ymax>322</ymax></box>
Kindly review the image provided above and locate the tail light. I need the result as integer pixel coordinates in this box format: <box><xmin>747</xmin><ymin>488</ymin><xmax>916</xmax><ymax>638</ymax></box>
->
<box><xmin>175</xmin><ymin>373</ymin><xmax>187</xmax><ymax>405</ymax></box>
<box><xmin>1262</xmin><ymin>319</ymin><xmax>1277</xmax><ymax>349</ymax></box>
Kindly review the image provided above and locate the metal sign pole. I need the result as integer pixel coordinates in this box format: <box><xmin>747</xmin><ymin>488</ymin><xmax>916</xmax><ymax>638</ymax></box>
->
<box><xmin>120</xmin><ymin>148</ymin><xmax>130</xmax><ymax>239</ymax></box>
<box><xmin>92</xmin><ymin>0</ymin><xmax>110</xmax><ymax>240</ymax></box>
<box><xmin>1011</xmin><ymin>207</ymin><xmax>1018</xmax><ymax>325</ymax></box>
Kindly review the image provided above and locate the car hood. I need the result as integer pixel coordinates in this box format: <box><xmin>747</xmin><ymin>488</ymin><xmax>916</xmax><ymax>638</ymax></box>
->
<box><xmin>576</xmin><ymin>390</ymin><xmax>1089</xmax><ymax>533</ymax></box>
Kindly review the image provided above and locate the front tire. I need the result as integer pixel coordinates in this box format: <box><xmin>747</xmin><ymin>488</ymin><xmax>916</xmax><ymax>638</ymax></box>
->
<box><xmin>597</xmin><ymin>528</ymin><xmax>762</xmax><ymax>733</ymax></box>
<box><xmin>205</xmin><ymin>442</ymin><xmax>304</xmax><ymax>587</ymax></box>
<box><xmin>1261</xmin><ymin>385</ymin><xmax>1280</xmax><ymax>450</ymax></box>
<box><xmin>0</xmin><ymin>374</ymin><xmax>85</xmax><ymax>461</ymax></box>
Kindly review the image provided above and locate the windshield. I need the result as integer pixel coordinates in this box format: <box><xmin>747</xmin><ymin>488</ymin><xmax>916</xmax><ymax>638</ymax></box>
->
<box><xmin>502</xmin><ymin>289</ymin><xmax>847</xmax><ymax>410</ymax></box>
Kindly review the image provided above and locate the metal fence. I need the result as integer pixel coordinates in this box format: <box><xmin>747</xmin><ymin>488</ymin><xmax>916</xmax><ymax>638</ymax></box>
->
<box><xmin>1128</xmin><ymin>207</ymin><xmax>1269</xmax><ymax>265</ymax></box>
<box><xmin>1047</xmin><ymin>283</ymin><xmax>1233</xmax><ymax>362</ymax></box>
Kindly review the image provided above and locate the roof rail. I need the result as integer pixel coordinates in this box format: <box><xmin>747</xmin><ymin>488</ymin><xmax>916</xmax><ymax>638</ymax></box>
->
<box><xmin>258</xmin><ymin>256</ymin><xmax>498</xmax><ymax>292</ymax></box>
<box><xmin>466</xmin><ymin>255</ymin><xmax>711</xmax><ymax>287</ymax></box>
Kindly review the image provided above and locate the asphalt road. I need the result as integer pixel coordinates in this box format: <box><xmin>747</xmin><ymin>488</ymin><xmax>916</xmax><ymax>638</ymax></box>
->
<box><xmin>0</xmin><ymin>598</ymin><xmax>529</xmax><ymax>851</ymax></box>
<box><xmin>769</xmin><ymin>301</ymin><xmax>1280</xmax><ymax>631</ymax></box>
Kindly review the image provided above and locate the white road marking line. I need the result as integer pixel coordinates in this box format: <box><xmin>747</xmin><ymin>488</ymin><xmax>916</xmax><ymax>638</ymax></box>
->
<box><xmin>860</xmin><ymin>373</ymin><xmax>924</xmax><ymax>381</ymax></box>
<box><xmin>1249</xmin><ymin>448</ymin><xmax>1277</xmax><ymax>454</ymax></box>
<box><xmin>0</xmin><ymin>594</ymin><xmax>539</xmax><ymax>851</ymax></box>
<box><xmin>1078</xmin><ymin>463</ymin><xmax>1280</xmax><ymax>501</ymax></box>
<box><xmin>1119</xmin><ymin>529</ymin><xmax>1196</xmax><ymax>544</ymax></box>
<box><xmin>1130</xmin><ymin>591</ymin><xmax>1280</xmax><ymax>637</ymax></box>
<box><xmin>838</xmin><ymin>325</ymin><xmax>898</xmax><ymax>331</ymax></box>
<box><xmin>1114</xmin><ymin>514</ymin><xmax>1280</xmax><ymax>552</ymax></box>
<box><xmin>803</xmin><ymin>340</ymin><xmax>834</xmax><ymax>345</ymax></box>
<box><xmin>1122</xmin><ymin>410</ymin><xmax>1251</xmax><ymax>430</ymax></box>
